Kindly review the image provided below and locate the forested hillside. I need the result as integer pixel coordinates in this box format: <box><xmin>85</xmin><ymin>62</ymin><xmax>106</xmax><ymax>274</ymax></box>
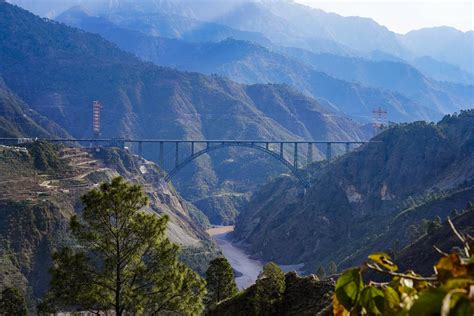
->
<box><xmin>233</xmin><ymin>110</ymin><xmax>474</xmax><ymax>271</ymax></box>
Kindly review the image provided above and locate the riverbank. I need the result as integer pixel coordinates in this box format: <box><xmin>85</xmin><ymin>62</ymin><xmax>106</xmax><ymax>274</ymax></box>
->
<box><xmin>213</xmin><ymin>232</ymin><xmax>263</xmax><ymax>289</ymax></box>
<box><xmin>208</xmin><ymin>225</ymin><xmax>304</xmax><ymax>289</ymax></box>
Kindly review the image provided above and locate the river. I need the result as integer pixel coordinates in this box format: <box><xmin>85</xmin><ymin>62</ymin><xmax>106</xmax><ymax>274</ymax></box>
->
<box><xmin>214</xmin><ymin>232</ymin><xmax>263</xmax><ymax>289</ymax></box>
<box><xmin>209</xmin><ymin>226</ymin><xmax>304</xmax><ymax>289</ymax></box>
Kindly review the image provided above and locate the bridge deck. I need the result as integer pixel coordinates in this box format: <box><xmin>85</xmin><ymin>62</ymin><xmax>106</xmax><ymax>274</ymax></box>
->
<box><xmin>0</xmin><ymin>137</ymin><xmax>367</xmax><ymax>144</ymax></box>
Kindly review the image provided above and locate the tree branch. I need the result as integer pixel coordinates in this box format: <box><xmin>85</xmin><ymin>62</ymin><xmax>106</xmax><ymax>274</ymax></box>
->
<box><xmin>366</xmin><ymin>263</ymin><xmax>437</xmax><ymax>281</ymax></box>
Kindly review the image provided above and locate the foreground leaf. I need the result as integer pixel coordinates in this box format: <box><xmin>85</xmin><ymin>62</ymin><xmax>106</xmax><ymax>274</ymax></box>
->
<box><xmin>409</xmin><ymin>288</ymin><xmax>445</xmax><ymax>316</ymax></box>
<box><xmin>333</xmin><ymin>294</ymin><xmax>350</xmax><ymax>316</ymax></box>
<box><xmin>384</xmin><ymin>286</ymin><xmax>401</xmax><ymax>314</ymax></box>
<box><xmin>368</xmin><ymin>252</ymin><xmax>398</xmax><ymax>271</ymax></box>
<box><xmin>436</xmin><ymin>253</ymin><xmax>468</xmax><ymax>281</ymax></box>
<box><xmin>335</xmin><ymin>268</ymin><xmax>364</xmax><ymax>311</ymax></box>
<box><xmin>360</xmin><ymin>286</ymin><xmax>385</xmax><ymax>315</ymax></box>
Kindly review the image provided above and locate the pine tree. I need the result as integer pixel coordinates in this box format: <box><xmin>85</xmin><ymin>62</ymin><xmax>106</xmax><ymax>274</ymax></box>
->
<box><xmin>0</xmin><ymin>287</ymin><xmax>28</xmax><ymax>316</ymax></box>
<box><xmin>205</xmin><ymin>257</ymin><xmax>238</xmax><ymax>307</ymax></box>
<box><xmin>253</xmin><ymin>262</ymin><xmax>286</xmax><ymax>314</ymax></box>
<box><xmin>40</xmin><ymin>177</ymin><xmax>205</xmax><ymax>315</ymax></box>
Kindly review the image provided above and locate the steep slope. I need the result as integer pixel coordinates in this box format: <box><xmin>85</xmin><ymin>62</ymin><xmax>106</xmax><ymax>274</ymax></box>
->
<box><xmin>396</xmin><ymin>208</ymin><xmax>474</xmax><ymax>276</ymax></box>
<box><xmin>0</xmin><ymin>79</ymin><xmax>70</xmax><ymax>138</ymax></box>
<box><xmin>0</xmin><ymin>141</ymin><xmax>216</xmax><ymax>305</ymax></box>
<box><xmin>233</xmin><ymin>110</ymin><xmax>474</xmax><ymax>271</ymax></box>
<box><xmin>0</xmin><ymin>2</ymin><xmax>367</xmax><ymax>224</ymax></box>
<box><xmin>182</xmin><ymin>1</ymin><xmax>472</xmax><ymax>75</ymax></box>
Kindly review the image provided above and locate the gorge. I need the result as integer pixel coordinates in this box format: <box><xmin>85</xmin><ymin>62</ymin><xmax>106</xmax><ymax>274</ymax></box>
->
<box><xmin>0</xmin><ymin>0</ymin><xmax>473</xmax><ymax>314</ymax></box>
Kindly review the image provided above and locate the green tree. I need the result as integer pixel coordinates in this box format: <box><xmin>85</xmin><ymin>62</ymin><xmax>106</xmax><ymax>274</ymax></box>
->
<box><xmin>327</xmin><ymin>261</ymin><xmax>337</xmax><ymax>275</ymax></box>
<box><xmin>0</xmin><ymin>287</ymin><xmax>28</xmax><ymax>316</ymax></box>
<box><xmin>40</xmin><ymin>177</ymin><xmax>205</xmax><ymax>315</ymax></box>
<box><xmin>253</xmin><ymin>262</ymin><xmax>286</xmax><ymax>314</ymax></box>
<box><xmin>315</xmin><ymin>265</ymin><xmax>326</xmax><ymax>278</ymax></box>
<box><xmin>205</xmin><ymin>257</ymin><xmax>238</xmax><ymax>307</ymax></box>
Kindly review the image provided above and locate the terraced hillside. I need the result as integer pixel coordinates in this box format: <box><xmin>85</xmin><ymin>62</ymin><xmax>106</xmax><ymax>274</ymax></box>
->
<box><xmin>0</xmin><ymin>141</ymin><xmax>216</xmax><ymax>306</ymax></box>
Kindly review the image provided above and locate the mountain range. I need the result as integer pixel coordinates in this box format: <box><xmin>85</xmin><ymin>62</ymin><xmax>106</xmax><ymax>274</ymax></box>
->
<box><xmin>0</xmin><ymin>1</ymin><xmax>369</xmax><ymax>224</ymax></box>
<box><xmin>55</xmin><ymin>4</ymin><xmax>473</xmax><ymax>124</ymax></box>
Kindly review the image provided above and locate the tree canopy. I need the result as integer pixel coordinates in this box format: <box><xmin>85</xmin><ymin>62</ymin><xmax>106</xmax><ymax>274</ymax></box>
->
<box><xmin>253</xmin><ymin>262</ymin><xmax>286</xmax><ymax>314</ymax></box>
<box><xmin>205</xmin><ymin>256</ymin><xmax>238</xmax><ymax>307</ymax></box>
<box><xmin>40</xmin><ymin>177</ymin><xmax>205</xmax><ymax>315</ymax></box>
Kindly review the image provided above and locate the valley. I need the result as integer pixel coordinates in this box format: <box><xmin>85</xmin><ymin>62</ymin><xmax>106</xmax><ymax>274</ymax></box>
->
<box><xmin>0</xmin><ymin>0</ymin><xmax>473</xmax><ymax>314</ymax></box>
<box><xmin>213</xmin><ymin>229</ymin><xmax>263</xmax><ymax>289</ymax></box>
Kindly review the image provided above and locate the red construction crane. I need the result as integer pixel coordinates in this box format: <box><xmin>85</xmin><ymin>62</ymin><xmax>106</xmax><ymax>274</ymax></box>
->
<box><xmin>92</xmin><ymin>100</ymin><xmax>102</xmax><ymax>138</ymax></box>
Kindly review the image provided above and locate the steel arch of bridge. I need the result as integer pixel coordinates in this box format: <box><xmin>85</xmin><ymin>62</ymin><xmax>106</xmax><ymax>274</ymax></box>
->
<box><xmin>163</xmin><ymin>141</ymin><xmax>308</xmax><ymax>187</ymax></box>
<box><xmin>0</xmin><ymin>138</ymin><xmax>368</xmax><ymax>189</ymax></box>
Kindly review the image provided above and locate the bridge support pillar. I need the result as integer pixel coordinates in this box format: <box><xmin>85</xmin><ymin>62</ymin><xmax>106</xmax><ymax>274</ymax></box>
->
<box><xmin>294</xmin><ymin>142</ymin><xmax>298</xmax><ymax>169</ymax></box>
<box><xmin>307</xmin><ymin>142</ymin><xmax>313</xmax><ymax>165</ymax></box>
<box><xmin>175</xmin><ymin>142</ymin><xmax>179</xmax><ymax>167</ymax></box>
<box><xmin>159</xmin><ymin>142</ymin><xmax>164</xmax><ymax>167</ymax></box>
<box><xmin>345</xmin><ymin>142</ymin><xmax>350</xmax><ymax>153</ymax></box>
<box><xmin>326</xmin><ymin>142</ymin><xmax>332</xmax><ymax>160</ymax></box>
<box><xmin>138</xmin><ymin>141</ymin><xmax>143</xmax><ymax>157</ymax></box>
<box><xmin>280</xmin><ymin>142</ymin><xmax>284</xmax><ymax>158</ymax></box>
<box><xmin>206</xmin><ymin>142</ymin><xmax>210</xmax><ymax>149</ymax></box>
<box><xmin>191</xmin><ymin>142</ymin><xmax>195</xmax><ymax>155</ymax></box>
<box><xmin>265</xmin><ymin>142</ymin><xmax>269</xmax><ymax>150</ymax></box>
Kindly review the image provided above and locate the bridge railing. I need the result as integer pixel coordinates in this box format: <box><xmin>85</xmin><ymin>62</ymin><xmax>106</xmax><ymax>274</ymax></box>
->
<box><xmin>0</xmin><ymin>137</ymin><xmax>370</xmax><ymax>187</ymax></box>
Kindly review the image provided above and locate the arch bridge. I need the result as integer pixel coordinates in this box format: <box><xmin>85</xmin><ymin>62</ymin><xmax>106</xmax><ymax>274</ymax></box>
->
<box><xmin>0</xmin><ymin>138</ymin><xmax>367</xmax><ymax>188</ymax></box>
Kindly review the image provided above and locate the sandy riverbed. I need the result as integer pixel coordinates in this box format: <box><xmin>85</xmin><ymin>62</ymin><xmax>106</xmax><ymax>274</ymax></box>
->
<box><xmin>208</xmin><ymin>226</ymin><xmax>304</xmax><ymax>289</ymax></box>
<box><xmin>213</xmin><ymin>232</ymin><xmax>263</xmax><ymax>289</ymax></box>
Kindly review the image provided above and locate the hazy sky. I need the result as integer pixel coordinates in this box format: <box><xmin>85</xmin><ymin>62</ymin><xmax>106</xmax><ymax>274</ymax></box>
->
<box><xmin>296</xmin><ymin>0</ymin><xmax>474</xmax><ymax>34</ymax></box>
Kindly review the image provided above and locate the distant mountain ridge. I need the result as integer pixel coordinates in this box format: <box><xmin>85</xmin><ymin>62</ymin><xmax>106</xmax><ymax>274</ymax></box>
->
<box><xmin>400</xmin><ymin>27</ymin><xmax>474</xmax><ymax>74</ymax></box>
<box><xmin>56</xmin><ymin>6</ymin><xmax>473</xmax><ymax>124</ymax></box>
<box><xmin>9</xmin><ymin>0</ymin><xmax>474</xmax><ymax>75</ymax></box>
